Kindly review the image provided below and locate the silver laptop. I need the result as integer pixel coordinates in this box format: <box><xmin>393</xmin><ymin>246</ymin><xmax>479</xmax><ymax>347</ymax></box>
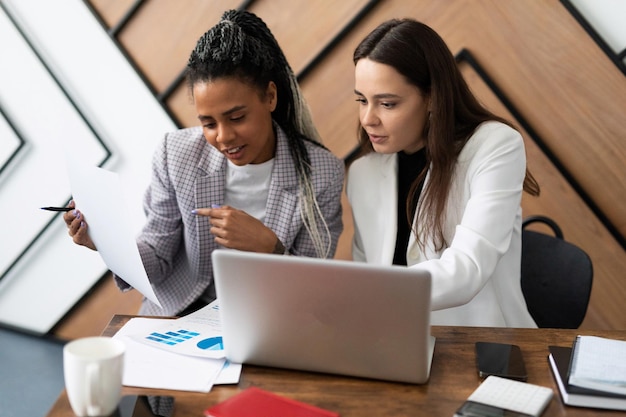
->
<box><xmin>211</xmin><ymin>250</ymin><xmax>435</xmax><ymax>384</ymax></box>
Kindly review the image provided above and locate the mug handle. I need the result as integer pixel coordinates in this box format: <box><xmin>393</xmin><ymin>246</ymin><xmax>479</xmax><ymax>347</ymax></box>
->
<box><xmin>86</xmin><ymin>362</ymin><xmax>101</xmax><ymax>416</ymax></box>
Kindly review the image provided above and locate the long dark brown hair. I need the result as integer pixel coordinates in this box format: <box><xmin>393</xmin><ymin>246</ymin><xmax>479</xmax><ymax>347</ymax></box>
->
<box><xmin>353</xmin><ymin>18</ymin><xmax>539</xmax><ymax>251</ymax></box>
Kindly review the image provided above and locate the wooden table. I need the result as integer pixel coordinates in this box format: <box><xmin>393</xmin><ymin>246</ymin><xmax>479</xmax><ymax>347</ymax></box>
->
<box><xmin>47</xmin><ymin>316</ymin><xmax>626</xmax><ymax>416</ymax></box>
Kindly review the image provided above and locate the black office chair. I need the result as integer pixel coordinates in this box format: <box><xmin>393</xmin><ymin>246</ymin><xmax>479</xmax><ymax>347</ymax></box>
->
<box><xmin>520</xmin><ymin>215</ymin><xmax>593</xmax><ymax>328</ymax></box>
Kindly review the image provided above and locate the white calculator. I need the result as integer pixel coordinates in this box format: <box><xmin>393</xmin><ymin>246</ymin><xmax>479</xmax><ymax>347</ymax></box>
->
<box><xmin>454</xmin><ymin>375</ymin><xmax>553</xmax><ymax>417</ymax></box>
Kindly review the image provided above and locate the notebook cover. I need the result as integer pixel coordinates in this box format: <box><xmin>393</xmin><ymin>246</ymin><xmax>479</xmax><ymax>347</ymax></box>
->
<box><xmin>548</xmin><ymin>346</ymin><xmax>626</xmax><ymax>411</ymax></box>
<box><xmin>204</xmin><ymin>387</ymin><xmax>340</xmax><ymax>417</ymax></box>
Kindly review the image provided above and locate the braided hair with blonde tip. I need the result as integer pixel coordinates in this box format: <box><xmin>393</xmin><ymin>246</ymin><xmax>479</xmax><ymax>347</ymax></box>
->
<box><xmin>186</xmin><ymin>9</ymin><xmax>332</xmax><ymax>257</ymax></box>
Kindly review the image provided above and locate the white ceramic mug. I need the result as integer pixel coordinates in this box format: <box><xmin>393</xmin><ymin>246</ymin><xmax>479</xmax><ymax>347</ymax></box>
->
<box><xmin>63</xmin><ymin>336</ymin><xmax>125</xmax><ymax>417</ymax></box>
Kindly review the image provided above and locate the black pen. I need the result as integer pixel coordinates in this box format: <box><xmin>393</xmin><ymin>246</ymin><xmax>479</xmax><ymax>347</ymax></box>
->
<box><xmin>40</xmin><ymin>206</ymin><xmax>73</xmax><ymax>212</ymax></box>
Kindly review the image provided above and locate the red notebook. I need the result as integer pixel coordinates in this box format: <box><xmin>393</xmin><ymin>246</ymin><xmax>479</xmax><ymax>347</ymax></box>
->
<box><xmin>205</xmin><ymin>387</ymin><xmax>339</xmax><ymax>417</ymax></box>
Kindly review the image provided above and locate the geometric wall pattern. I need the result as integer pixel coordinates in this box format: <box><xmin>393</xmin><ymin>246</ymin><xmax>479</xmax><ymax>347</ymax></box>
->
<box><xmin>0</xmin><ymin>0</ymin><xmax>175</xmax><ymax>333</ymax></box>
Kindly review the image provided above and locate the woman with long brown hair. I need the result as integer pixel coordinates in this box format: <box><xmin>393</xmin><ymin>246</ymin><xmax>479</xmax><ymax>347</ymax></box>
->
<box><xmin>348</xmin><ymin>18</ymin><xmax>539</xmax><ymax>327</ymax></box>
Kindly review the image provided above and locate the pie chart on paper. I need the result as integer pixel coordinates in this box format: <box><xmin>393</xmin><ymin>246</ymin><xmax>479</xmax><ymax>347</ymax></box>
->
<box><xmin>197</xmin><ymin>336</ymin><xmax>224</xmax><ymax>350</ymax></box>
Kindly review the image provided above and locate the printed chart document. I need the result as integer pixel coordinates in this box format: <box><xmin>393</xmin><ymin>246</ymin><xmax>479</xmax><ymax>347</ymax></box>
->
<box><xmin>113</xmin><ymin>317</ymin><xmax>228</xmax><ymax>392</ymax></box>
<box><xmin>130</xmin><ymin>300</ymin><xmax>225</xmax><ymax>359</ymax></box>
<box><xmin>65</xmin><ymin>157</ymin><xmax>161</xmax><ymax>307</ymax></box>
<box><xmin>113</xmin><ymin>300</ymin><xmax>242</xmax><ymax>391</ymax></box>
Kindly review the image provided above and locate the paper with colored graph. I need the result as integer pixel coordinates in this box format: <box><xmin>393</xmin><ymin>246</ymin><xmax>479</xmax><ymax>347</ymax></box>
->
<box><xmin>129</xmin><ymin>300</ymin><xmax>226</xmax><ymax>359</ymax></box>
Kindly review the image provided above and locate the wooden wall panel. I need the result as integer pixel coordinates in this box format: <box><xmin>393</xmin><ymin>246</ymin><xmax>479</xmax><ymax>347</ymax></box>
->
<box><xmin>166</xmin><ymin>83</ymin><xmax>195</xmax><ymax>128</ymax></box>
<box><xmin>140</xmin><ymin>0</ymin><xmax>371</xmax><ymax>131</ymax></box>
<box><xmin>116</xmin><ymin>1</ymin><xmax>240</xmax><ymax>92</ymax></box>
<box><xmin>88</xmin><ymin>0</ymin><xmax>136</xmax><ymax>27</ymax></box>
<box><xmin>248</xmin><ymin>0</ymin><xmax>369</xmax><ymax>75</ymax></box>
<box><xmin>457</xmin><ymin>59</ymin><xmax>626</xmax><ymax>330</ymax></box>
<box><xmin>471</xmin><ymin>1</ymin><xmax>626</xmax><ymax>240</ymax></box>
<box><xmin>59</xmin><ymin>0</ymin><xmax>624</xmax><ymax>338</ymax></box>
<box><xmin>299</xmin><ymin>23</ymin><xmax>366</xmax><ymax>159</ymax></box>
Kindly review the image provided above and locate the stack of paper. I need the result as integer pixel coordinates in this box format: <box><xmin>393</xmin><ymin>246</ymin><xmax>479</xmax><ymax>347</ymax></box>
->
<box><xmin>113</xmin><ymin>300</ymin><xmax>241</xmax><ymax>392</ymax></box>
<box><xmin>568</xmin><ymin>335</ymin><xmax>626</xmax><ymax>395</ymax></box>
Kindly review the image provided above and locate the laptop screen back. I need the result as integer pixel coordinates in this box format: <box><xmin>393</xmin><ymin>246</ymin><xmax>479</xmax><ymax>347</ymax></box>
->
<box><xmin>212</xmin><ymin>250</ymin><xmax>434</xmax><ymax>384</ymax></box>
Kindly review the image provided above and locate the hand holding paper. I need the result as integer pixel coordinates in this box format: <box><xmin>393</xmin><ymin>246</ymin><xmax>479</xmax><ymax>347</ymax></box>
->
<box><xmin>65</xmin><ymin>156</ymin><xmax>161</xmax><ymax>307</ymax></box>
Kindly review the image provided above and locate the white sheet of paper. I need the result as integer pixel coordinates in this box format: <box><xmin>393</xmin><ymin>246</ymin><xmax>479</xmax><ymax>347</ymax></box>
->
<box><xmin>113</xmin><ymin>317</ymin><xmax>226</xmax><ymax>392</ymax></box>
<box><xmin>215</xmin><ymin>360</ymin><xmax>242</xmax><ymax>385</ymax></box>
<box><xmin>65</xmin><ymin>157</ymin><xmax>161</xmax><ymax>307</ymax></box>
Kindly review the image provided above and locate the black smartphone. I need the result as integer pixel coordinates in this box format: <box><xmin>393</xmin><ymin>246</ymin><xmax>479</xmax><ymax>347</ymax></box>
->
<box><xmin>475</xmin><ymin>341</ymin><xmax>527</xmax><ymax>382</ymax></box>
<box><xmin>113</xmin><ymin>395</ymin><xmax>174</xmax><ymax>417</ymax></box>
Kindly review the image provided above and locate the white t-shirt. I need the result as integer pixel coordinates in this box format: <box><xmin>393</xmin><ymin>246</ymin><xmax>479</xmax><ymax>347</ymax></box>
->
<box><xmin>224</xmin><ymin>158</ymin><xmax>274</xmax><ymax>221</ymax></box>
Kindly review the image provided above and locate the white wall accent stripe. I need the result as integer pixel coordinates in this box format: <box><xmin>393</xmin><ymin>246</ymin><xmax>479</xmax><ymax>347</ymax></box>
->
<box><xmin>0</xmin><ymin>0</ymin><xmax>177</xmax><ymax>333</ymax></box>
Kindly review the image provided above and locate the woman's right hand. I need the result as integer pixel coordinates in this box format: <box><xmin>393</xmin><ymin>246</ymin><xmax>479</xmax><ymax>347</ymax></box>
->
<box><xmin>63</xmin><ymin>200</ymin><xmax>97</xmax><ymax>251</ymax></box>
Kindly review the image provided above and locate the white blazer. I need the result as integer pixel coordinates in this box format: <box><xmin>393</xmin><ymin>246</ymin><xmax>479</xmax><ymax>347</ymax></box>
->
<box><xmin>347</xmin><ymin>122</ymin><xmax>536</xmax><ymax>327</ymax></box>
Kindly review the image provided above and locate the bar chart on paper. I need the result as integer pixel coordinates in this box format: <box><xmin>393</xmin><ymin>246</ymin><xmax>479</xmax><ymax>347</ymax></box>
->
<box><xmin>146</xmin><ymin>330</ymin><xmax>224</xmax><ymax>350</ymax></box>
<box><xmin>146</xmin><ymin>329</ymin><xmax>201</xmax><ymax>346</ymax></box>
<box><xmin>128</xmin><ymin>301</ymin><xmax>227</xmax><ymax>358</ymax></box>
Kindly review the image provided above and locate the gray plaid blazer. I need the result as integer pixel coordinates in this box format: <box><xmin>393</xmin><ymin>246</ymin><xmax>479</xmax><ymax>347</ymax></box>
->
<box><xmin>116</xmin><ymin>125</ymin><xmax>344</xmax><ymax>316</ymax></box>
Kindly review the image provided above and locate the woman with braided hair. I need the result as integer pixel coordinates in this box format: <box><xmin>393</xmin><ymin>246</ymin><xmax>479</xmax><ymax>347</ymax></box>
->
<box><xmin>64</xmin><ymin>9</ymin><xmax>344</xmax><ymax>316</ymax></box>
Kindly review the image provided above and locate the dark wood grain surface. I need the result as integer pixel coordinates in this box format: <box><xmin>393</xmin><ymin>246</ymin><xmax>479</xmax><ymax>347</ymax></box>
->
<box><xmin>46</xmin><ymin>315</ymin><xmax>626</xmax><ymax>417</ymax></box>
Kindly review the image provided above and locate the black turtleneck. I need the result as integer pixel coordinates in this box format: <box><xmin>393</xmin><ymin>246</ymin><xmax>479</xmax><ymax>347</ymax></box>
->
<box><xmin>393</xmin><ymin>148</ymin><xmax>427</xmax><ymax>266</ymax></box>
